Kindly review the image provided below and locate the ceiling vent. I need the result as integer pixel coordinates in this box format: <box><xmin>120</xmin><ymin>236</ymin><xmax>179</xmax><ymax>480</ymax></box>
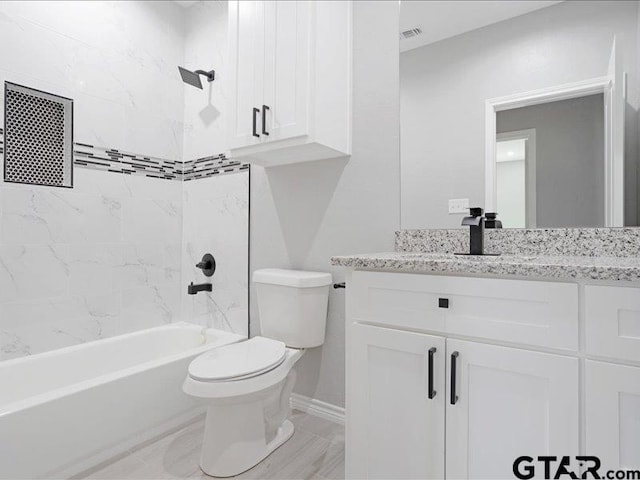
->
<box><xmin>400</xmin><ymin>27</ymin><xmax>422</xmax><ymax>40</ymax></box>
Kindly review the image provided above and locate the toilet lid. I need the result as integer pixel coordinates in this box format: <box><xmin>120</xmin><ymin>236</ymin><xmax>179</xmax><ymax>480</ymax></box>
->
<box><xmin>188</xmin><ymin>337</ymin><xmax>287</xmax><ymax>382</ymax></box>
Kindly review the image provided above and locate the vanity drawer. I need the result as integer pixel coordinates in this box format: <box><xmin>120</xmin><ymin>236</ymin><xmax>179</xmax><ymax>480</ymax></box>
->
<box><xmin>585</xmin><ymin>285</ymin><xmax>640</xmax><ymax>362</ymax></box>
<box><xmin>350</xmin><ymin>271</ymin><xmax>578</xmax><ymax>350</ymax></box>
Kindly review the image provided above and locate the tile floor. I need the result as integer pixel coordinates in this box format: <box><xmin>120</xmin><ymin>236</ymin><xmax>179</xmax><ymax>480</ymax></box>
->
<box><xmin>79</xmin><ymin>410</ymin><xmax>345</xmax><ymax>480</ymax></box>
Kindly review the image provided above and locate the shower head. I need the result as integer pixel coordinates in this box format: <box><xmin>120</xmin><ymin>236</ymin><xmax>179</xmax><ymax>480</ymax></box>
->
<box><xmin>178</xmin><ymin>66</ymin><xmax>215</xmax><ymax>89</ymax></box>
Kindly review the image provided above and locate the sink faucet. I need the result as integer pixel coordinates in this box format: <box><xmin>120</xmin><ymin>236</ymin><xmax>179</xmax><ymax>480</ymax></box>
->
<box><xmin>461</xmin><ymin>207</ymin><xmax>485</xmax><ymax>255</ymax></box>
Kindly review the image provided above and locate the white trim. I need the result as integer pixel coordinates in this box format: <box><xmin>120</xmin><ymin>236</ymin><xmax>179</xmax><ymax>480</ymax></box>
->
<box><xmin>290</xmin><ymin>393</ymin><xmax>345</xmax><ymax>426</ymax></box>
<box><xmin>605</xmin><ymin>35</ymin><xmax>625</xmax><ymax>227</ymax></box>
<box><xmin>496</xmin><ymin>129</ymin><xmax>537</xmax><ymax>228</ymax></box>
<box><xmin>485</xmin><ymin>76</ymin><xmax>611</xmax><ymax>213</ymax></box>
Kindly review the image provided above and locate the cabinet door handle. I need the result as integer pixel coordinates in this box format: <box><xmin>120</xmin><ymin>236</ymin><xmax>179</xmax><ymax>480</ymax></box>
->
<box><xmin>450</xmin><ymin>351</ymin><xmax>459</xmax><ymax>405</ymax></box>
<box><xmin>252</xmin><ymin>107</ymin><xmax>260</xmax><ymax>138</ymax></box>
<box><xmin>262</xmin><ymin>105</ymin><xmax>270</xmax><ymax>135</ymax></box>
<box><xmin>428</xmin><ymin>347</ymin><xmax>437</xmax><ymax>399</ymax></box>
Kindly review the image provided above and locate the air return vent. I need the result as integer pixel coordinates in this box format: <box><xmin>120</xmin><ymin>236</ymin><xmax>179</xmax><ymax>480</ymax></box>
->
<box><xmin>400</xmin><ymin>27</ymin><xmax>422</xmax><ymax>40</ymax></box>
<box><xmin>4</xmin><ymin>82</ymin><xmax>73</xmax><ymax>188</ymax></box>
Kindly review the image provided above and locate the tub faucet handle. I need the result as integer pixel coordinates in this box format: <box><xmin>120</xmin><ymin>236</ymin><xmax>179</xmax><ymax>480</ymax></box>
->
<box><xmin>196</xmin><ymin>253</ymin><xmax>216</xmax><ymax>277</ymax></box>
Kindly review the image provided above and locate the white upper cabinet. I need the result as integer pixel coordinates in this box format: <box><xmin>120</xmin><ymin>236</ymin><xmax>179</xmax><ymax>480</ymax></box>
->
<box><xmin>227</xmin><ymin>1</ymin><xmax>352</xmax><ymax>167</ymax></box>
<box><xmin>228</xmin><ymin>1</ymin><xmax>264</xmax><ymax>149</ymax></box>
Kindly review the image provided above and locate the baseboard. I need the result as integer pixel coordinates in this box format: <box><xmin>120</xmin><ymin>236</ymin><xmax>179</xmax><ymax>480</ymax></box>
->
<box><xmin>290</xmin><ymin>393</ymin><xmax>345</xmax><ymax>426</ymax></box>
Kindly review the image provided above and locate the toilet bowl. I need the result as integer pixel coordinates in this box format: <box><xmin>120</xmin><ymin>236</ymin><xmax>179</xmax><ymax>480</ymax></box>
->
<box><xmin>183</xmin><ymin>269</ymin><xmax>331</xmax><ymax>477</ymax></box>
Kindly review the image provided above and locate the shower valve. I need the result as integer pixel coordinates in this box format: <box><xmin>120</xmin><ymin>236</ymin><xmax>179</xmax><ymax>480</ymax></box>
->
<box><xmin>196</xmin><ymin>253</ymin><xmax>216</xmax><ymax>277</ymax></box>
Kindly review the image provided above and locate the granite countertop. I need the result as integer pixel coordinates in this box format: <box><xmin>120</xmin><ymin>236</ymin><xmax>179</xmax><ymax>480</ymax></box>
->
<box><xmin>330</xmin><ymin>252</ymin><xmax>640</xmax><ymax>282</ymax></box>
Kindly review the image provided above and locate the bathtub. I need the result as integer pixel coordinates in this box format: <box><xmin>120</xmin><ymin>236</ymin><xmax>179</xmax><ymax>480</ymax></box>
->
<box><xmin>0</xmin><ymin>322</ymin><xmax>244</xmax><ymax>479</ymax></box>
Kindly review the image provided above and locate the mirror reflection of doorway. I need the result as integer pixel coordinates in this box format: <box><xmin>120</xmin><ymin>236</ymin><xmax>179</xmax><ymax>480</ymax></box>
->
<box><xmin>496</xmin><ymin>130</ymin><xmax>536</xmax><ymax>228</ymax></box>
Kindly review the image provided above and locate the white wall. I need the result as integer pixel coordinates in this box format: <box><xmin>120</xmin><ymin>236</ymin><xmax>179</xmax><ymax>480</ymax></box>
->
<box><xmin>250</xmin><ymin>1</ymin><xmax>401</xmax><ymax>408</ymax></box>
<box><xmin>400</xmin><ymin>0</ymin><xmax>639</xmax><ymax>228</ymax></box>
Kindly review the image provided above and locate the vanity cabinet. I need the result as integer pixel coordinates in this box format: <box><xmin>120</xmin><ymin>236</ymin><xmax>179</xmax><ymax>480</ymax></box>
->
<box><xmin>227</xmin><ymin>1</ymin><xmax>351</xmax><ymax>167</ymax></box>
<box><xmin>348</xmin><ymin>323</ymin><xmax>578</xmax><ymax>479</ymax></box>
<box><xmin>346</xmin><ymin>271</ymin><xmax>640</xmax><ymax>479</ymax></box>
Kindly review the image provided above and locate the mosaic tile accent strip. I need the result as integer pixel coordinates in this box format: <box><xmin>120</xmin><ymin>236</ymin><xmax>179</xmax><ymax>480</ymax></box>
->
<box><xmin>0</xmin><ymin>128</ymin><xmax>248</xmax><ymax>182</ymax></box>
<box><xmin>73</xmin><ymin>143</ymin><xmax>181</xmax><ymax>179</ymax></box>
<box><xmin>395</xmin><ymin>228</ymin><xmax>640</xmax><ymax>258</ymax></box>
<box><xmin>181</xmin><ymin>154</ymin><xmax>249</xmax><ymax>181</ymax></box>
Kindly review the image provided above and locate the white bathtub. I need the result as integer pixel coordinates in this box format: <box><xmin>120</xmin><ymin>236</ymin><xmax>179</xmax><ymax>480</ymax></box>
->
<box><xmin>0</xmin><ymin>322</ymin><xmax>244</xmax><ymax>479</ymax></box>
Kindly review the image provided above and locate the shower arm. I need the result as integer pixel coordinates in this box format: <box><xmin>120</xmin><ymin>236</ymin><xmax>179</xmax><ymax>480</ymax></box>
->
<box><xmin>194</xmin><ymin>70</ymin><xmax>215</xmax><ymax>82</ymax></box>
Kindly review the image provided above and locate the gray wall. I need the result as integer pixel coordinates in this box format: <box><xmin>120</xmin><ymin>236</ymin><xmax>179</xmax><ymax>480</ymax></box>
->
<box><xmin>400</xmin><ymin>1</ymin><xmax>639</xmax><ymax>229</ymax></box>
<box><xmin>250</xmin><ymin>1</ymin><xmax>401</xmax><ymax>408</ymax></box>
<box><xmin>497</xmin><ymin>94</ymin><xmax>605</xmax><ymax>228</ymax></box>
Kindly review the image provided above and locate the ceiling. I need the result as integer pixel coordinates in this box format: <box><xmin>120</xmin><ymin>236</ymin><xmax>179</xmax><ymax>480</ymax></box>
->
<box><xmin>400</xmin><ymin>0</ymin><xmax>562</xmax><ymax>52</ymax></box>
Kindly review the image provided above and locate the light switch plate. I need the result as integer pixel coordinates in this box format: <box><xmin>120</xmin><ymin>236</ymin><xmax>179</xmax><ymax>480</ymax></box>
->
<box><xmin>448</xmin><ymin>198</ymin><xmax>469</xmax><ymax>214</ymax></box>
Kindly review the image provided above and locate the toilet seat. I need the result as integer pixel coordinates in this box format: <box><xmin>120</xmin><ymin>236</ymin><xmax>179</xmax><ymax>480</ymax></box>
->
<box><xmin>184</xmin><ymin>347</ymin><xmax>305</xmax><ymax>400</ymax></box>
<box><xmin>188</xmin><ymin>336</ymin><xmax>286</xmax><ymax>382</ymax></box>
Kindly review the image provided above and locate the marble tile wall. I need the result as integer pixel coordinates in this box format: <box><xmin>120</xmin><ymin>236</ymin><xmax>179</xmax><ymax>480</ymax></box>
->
<box><xmin>0</xmin><ymin>160</ymin><xmax>250</xmax><ymax>361</ymax></box>
<box><xmin>0</xmin><ymin>1</ymin><xmax>186</xmax><ymax>360</ymax></box>
<box><xmin>0</xmin><ymin>1</ymin><xmax>186</xmax><ymax>161</ymax></box>
<box><xmin>0</xmin><ymin>168</ymin><xmax>183</xmax><ymax>360</ymax></box>
<box><xmin>0</xmin><ymin>1</ymin><xmax>250</xmax><ymax>360</ymax></box>
<box><xmin>181</xmin><ymin>171</ymin><xmax>249</xmax><ymax>337</ymax></box>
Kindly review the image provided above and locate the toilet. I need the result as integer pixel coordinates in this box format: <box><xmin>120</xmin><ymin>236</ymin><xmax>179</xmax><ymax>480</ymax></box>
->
<box><xmin>183</xmin><ymin>268</ymin><xmax>332</xmax><ymax>477</ymax></box>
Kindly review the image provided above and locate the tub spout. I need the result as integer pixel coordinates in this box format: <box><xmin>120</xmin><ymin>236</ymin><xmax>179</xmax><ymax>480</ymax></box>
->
<box><xmin>188</xmin><ymin>282</ymin><xmax>212</xmax><ymax>295</ymax></box>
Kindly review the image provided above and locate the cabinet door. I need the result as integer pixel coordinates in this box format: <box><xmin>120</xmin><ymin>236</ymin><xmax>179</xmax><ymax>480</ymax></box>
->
<box><xmin>347</xmin><ymin>323</ymin><xmax>445</xmax><ymax>479</ymax></box>
<box><xmin>586</xmin><ymin>360</ymin><xmax>640</xmax><ymax>472</ymax></box>
<box><xmin>228</xmin><ymin>1</ymin><xmax>264</xmax><ymax>149</ymax></box>
<box><xmin>446</xmin><ymin>339</ymin><xmax>579</xmax><ymax>479</ymax></box>
<box><xmin>262</xmin><ymin>0</ymin><xmax>310</xmax><ymax>142</ymax></box>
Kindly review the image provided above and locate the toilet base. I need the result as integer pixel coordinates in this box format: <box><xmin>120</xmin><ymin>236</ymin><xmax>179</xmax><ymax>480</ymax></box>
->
<box><xmin>198</xmin><ymin>366</ymin><xmax>299</xmax><ymax>478</ymax></box>
<box><xmin>200</xmin><ymin>419</ymin><xmax>294</xmax><ymax>478</ymax></box>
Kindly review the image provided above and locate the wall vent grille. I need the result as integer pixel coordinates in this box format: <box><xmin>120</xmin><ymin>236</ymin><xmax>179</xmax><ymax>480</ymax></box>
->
<box><xmin>4</xmin><ymin>82</ymin><xmax>73</xmax><ymax>188</ymax></box>
<box><xmin>400</xmin><ymin>27</ymin><xmax>423</xmax><ymax>39</ymax></box>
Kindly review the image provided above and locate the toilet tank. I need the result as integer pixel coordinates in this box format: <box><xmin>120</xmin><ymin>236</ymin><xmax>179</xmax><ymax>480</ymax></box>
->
<box><xmin>253</xmin><ymin>269</ymin><xmax>332</xmax><ymax>348</ymax></box>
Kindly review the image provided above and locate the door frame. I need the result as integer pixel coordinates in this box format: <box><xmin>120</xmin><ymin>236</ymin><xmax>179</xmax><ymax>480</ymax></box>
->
<box><xmin>496</xmin><ymin>129</ymin><xmax>537</xmax><ymax>228</ymax></box>
<box><xmin>484</xmin><ymin>76</ymin><xmax>617</xmax><ymax>224</ymax></box>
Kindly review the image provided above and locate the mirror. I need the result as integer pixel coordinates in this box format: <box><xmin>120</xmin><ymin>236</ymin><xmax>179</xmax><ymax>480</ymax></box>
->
<box><xmin>400</xmin><ymin>1</ymin><xmax>638</xmax><ymax>229</ymax></box>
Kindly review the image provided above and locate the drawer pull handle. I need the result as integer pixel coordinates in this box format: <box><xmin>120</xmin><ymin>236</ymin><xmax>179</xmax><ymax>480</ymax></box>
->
<box><xmin>450</xmin><ymin>351</ymin><xmax>459</xmax><ymax>405</ymax></box>
<box><xmin>438</xmin><ymin>298</ymin><xmax>449</xmax><ymax>309</ymax></box>
<box><xmin>262</xmin><ymin>105</ymin><xmax>270</xmax><ymax>135</ymax></box>
<box><xmin>428</xmin><ymin>347</ymin><xmax>437</xmax><ymax>399</ymax></box>
<box><xmin>252</xmin><ymin>107</ymin><xmax>260</xmax><ymax>138</ymax></box>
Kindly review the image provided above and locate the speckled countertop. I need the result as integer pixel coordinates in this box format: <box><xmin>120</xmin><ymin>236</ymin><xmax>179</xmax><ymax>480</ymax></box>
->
<box><xmin>330</xmin><ymin>252</ymin><xmax>640</xmax><ymax>282</ymax></box>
